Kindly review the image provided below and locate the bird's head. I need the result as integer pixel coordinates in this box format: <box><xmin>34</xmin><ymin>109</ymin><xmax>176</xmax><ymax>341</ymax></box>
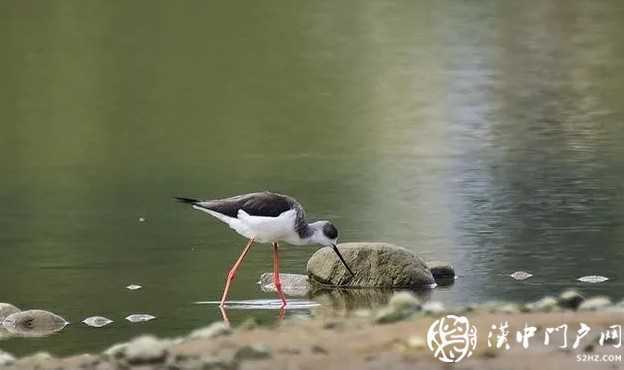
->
<box><xmin>309</xmin><ymin>221</ymin><xmax>354</xmax><ymax>277</ymax></box>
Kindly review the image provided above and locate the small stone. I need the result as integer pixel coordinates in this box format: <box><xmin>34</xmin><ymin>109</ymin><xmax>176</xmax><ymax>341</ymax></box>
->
<box><xmin>578</xmin><ymin>275</ymin><xmax>609</xmax><ymax>284</ymax></box>
<box><xmin>258</xmin><ymin>273</ymin><xmax>311</xmax><ymax>296</ymax></box>
<box><xmin>125</xmin><ymin>314</ymin><xmax>156</xmax><ymax>322</ymax></box>
<box><xmin>189</xmin><ymin>322</ymin><xmax>231</xmax><ymax>339</ymax></box>
<box><xmin>406</xmin><ymin>336</ymin><xmax>426</xmax><ymax>349</ymax></box>
<box><xmin>510</xmin><ymin>271</ymin><xmax>533</xmax><ymax>280</ymax></box>
<box><xmin>558</xmin><ymin>290</ymin><xmax>585</xmax><ymax>310</ymax></box>
<box><xmin>234</xmin><ymin>344</ymin><xmax>272</xmax><ymax>361</ymax></box>
<box><xmin>124</xmin><ymin>335</ymin><xmax>168</xmax><ymax>364</ymax></box>
<box><xmin>2</xmin><ymin>309</ymin><xmax>68</xmax><ymax>336</ymax></box>
<box><xmin>126</xmin><ymin>284</ymin><xmax>142</xmax><ymax>290</ymax></box>
<box><xmin>578</xmin><ymin>296</ymin><xmax>612</xmax><ymax>311</ymax></box>
<box><xmin>0</xmin><ymin>303</ymin><xmax>20</xmax><ymax>321</ymax></box>
<box><xmin>311</xmin><ymin>345</ymin><xmax>328</xmax><ymax>354</ymax></box>
<box><xmin>0</xmin><ymin>350</ymin><xmax>16</xmax><ymax>366</ymax></box>
<box><xmin>524</xmin><ymin>296</ymin><xmax>559</xmax><ymax>312</ymax></box>
<box><xmin>421</xmin><ymin>301</ymin><xmax>445</xmax><ymax>315</ymax></box>
<box><xmin>82</xmin><ymin>316</ymin><xmax>114</xmax><ymax>328</ymax></box>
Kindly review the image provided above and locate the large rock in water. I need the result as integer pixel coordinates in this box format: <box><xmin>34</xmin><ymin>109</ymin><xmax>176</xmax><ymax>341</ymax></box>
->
<box><xmin>306</xmin><ymin>242</ymin><xmax>435</xmax><ymax>288</ymax></box>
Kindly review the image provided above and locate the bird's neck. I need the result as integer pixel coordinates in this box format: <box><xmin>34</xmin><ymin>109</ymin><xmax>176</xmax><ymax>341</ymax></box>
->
<box><xmin>291</xmin><ymin>222</ymin><xmax>315</xmax><ymax>245</ymax></box>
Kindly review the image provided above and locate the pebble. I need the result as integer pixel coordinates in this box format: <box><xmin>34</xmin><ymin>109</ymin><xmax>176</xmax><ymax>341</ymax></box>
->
<box><xmin>125</xmin><ymin>314</ymin><xmax>156</xmax><ymax>323</ymax></box>
<box><xmin>0</xmin><ymin>303</ymin><xmax>20</xmax><ymax>321</ymax></box>
<box><xmin>311</xmin><ymin>345</ymin><xmax>329</xmax><ymax>355</ymax></box>
<box><xmin>234</xmin><ymin>344</ymin><xmax>272</xmax><ymax>361</ymax></box>
<box><xmin>510</xmin><ymin>271</ymin><xmax>533</xmax><ymax>280</ymax></box>
<box><xmin>558</xmin><ymin>290</ymin><xmax>585</xmax><ymax>310</ymax></box>
<box><xmin>577</xmin><ymin>275</ymin><xmax>609</xmax><ymax>283</ymax></box>
<box><xmin>124</xmin><ymin>335</ymin><xmax>168</xmax><ymax>364</ymax></box>
<box><xmin>82</xmin><ymin>316</ymin><xmax>114</xmax><ymax>328</ymax></box>
<box><xmin>189</xmin><ymin>321</ymin><xmax>231</xmax><ymax>339</ymax></box>
<box><xmin>578</xmin><ymin>296</ymin><xmax>612</xmax><ymax>311</ymax></box>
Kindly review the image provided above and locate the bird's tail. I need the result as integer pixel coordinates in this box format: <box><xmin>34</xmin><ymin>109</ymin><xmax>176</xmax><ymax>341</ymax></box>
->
<box><xmin>174</xmin><ymin>196</ymin><xmax>200</xmax><ymax>204</ymax></box>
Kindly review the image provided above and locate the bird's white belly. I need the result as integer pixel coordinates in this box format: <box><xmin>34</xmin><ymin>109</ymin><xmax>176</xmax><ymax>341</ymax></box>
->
<box><xmin>232</xmin><ymin>209</ymin><xmax>298</xmax><ymax>243</ymax></box>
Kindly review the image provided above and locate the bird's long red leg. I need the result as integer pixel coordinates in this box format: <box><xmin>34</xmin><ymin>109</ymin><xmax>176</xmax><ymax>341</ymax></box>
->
<box><xmin>272</xmin><ymin>242</ymin><xmax>287</xmax><ymax>307</ymax></box>
<box><xmin>220</xmin><ymin>238</ymin><xmax>255</xmax><ymax>307</ymax></box>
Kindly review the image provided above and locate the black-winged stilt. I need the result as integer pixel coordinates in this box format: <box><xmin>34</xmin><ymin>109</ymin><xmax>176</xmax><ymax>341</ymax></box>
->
<box><xmin>175</xmin><ymin>192</ymin><xmax>354</xmax><ymax>308</ymax></box>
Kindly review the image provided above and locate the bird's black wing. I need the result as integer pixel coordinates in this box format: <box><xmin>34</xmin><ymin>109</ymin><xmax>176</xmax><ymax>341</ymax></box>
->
<box><xmin>189</xmin><ymin>192</ymin><xmax>299</xmax><ymax>218</ymax></box>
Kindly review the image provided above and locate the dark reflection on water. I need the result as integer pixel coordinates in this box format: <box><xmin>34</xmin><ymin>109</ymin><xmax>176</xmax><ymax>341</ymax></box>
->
<box><xmin>2</xmin><ymin>0</ymin><xmax>624</xmax><ymax>357</ymax></box>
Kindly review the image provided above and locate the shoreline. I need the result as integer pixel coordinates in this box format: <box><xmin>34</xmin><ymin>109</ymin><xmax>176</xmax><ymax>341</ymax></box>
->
<box><xmin>3</xmin><ymin>291</ymin><xmax>624</xmax><ymax>370</ymax></box>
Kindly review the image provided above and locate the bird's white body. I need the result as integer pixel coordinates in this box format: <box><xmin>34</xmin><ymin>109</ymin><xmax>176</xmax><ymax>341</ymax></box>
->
<box><xmin>193</xmin><ymin>206</ymin><xmax>306</xmax><ymax>245</ymax></box>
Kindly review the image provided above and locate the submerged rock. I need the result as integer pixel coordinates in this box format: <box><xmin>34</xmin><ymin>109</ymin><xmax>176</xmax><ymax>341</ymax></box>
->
<box><xmin>258</xmin><ymin>273</ymin><xmax>311</xmax><ymax>296</ymax></box>
<box><xmin>577</xmin><ymin>275</ymin><xmax>609</xmax><ymax>284</ymax></box>
<box><xmin>558</xmin><ymin>290</ymin><xmax>585</xmax><ymax>310</ymax></box>
<box><xmin>125</xmin><ymin>314</ymin><xmax>156</xmax><ymax>322</ymax></box>
<box><xmin>2</xmin><ymin>309</ymin><xmax>68</xmax><ymax>337</ymax></box>
<box><xmin>578</xmin><ymin>296</ymin><xmax>612</xmax><ymax>311</ymax></box>
<box><xmin>426</xmin><ymin>261</ymin><xmax>455</xmax><ymax>285</ymax></box>
<box><xmin>509</xmin><ymin>271</ymin><xmax>533</xmax><ymax>281</ymax></box>
<box><xmin>307</xmin><ymin>242</ymin><xmax>435</xmax><ymax>288</ymax></box>
<box><xmin>82</xmin><ymin>316</ymin><xmax>114</xmax><ymax>328</ymax></box>
<box><xmin>0</xmin><ymin>303</ymin><xmax>20</xmax><ymax>321</ymax></box>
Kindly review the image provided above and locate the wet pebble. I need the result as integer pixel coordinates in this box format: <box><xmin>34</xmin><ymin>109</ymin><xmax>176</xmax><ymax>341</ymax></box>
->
<box><xmin>125</xmin><ymin>314</ymin><xmax>156</xmax><ymax>323</ymax></box>
<box><xmin>0</xmin><ymin>350</ymin><xmax>16</xmax><ymax>367</ymax></box>
<box><xmin>189</xmin><ymin>321</ymin><xmax>231</xmax><ymax>339</ymax></box>
<box><xmin>82</xmin><ymin>316</ymin><xmax>114</xmax><ymax>328</ymax></box>
<box><xmin>234</xmin><ymin>344</ymin><xmax>272</xmax><ymax>361</ymax></box>
<box><xmin>558</xmin><ymin>290</ymin><xmax>585</xmax><ymax>310</ymax></box>
<box><xmin>578</xmin><ymin>296</ymin><xmax>612</xmax><ymax>311</ymax></box>
<box><xmin>126</xmin><ymin>284</ymin><xmax>142</xmax><ymax>290</ymax></box>
<box><xmin>2</xmin><ymin>309</ymin><xmax>68</xmax><ymax>337</ymax></box>
<box><xmin>578</xmin><ymin>275</ymin><xmax>609</xmax><ymax>284</ymax></box>
<box><xmin>510</xmin><ymin>271</ymin><xmax>533</xmax><ymax>280</ymax></box>
<box><xmin>0</xmin><ymin>303</ymin><xmax>20</xmax><ymax>321</ymax></box>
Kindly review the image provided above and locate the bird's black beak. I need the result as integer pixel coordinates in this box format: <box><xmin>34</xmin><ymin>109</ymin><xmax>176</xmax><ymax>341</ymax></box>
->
<box><xmin>331</xmin><ymin>243</ymin><xmax>355</xmax><ymax>277</ymax></box>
